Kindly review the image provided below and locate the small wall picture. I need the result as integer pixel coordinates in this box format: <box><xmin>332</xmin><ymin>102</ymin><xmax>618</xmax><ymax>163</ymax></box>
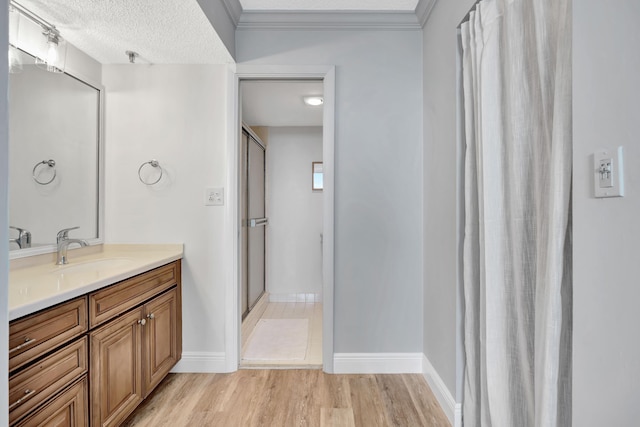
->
<box><xmin>312</xmin><ymin>162</ymin><xmax>323</xmax><ymax>191</ymax></box>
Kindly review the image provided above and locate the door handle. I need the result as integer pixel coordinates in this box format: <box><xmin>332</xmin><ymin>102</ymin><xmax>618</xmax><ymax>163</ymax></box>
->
<box><xmin>248</xmin><ymin>217</ymin><xmax>268</xmax><ymax>227</ymax></box>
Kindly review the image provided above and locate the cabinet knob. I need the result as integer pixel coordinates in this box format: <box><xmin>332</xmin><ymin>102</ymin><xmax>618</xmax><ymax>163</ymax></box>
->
<box><xmin>147</xmin><ymin>313</ymin><xmax>155</xmax><ymax>320</ymax></box>
<box><xmin>137</xmin><ymin>318</ymin><xmax>146</xmax><ymax>326</ymax></box>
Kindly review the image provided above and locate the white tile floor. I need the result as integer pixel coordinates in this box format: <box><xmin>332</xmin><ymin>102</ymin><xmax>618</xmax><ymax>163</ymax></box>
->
<box><xmin>241</xmin><ymin>294</ymin><xmax>323</xmax><ymax>369</ymax></box>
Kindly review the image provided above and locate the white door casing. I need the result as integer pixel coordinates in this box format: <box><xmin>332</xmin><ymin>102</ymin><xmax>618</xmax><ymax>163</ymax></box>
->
<box><xmin>225</xmin><ymin>65</ymin><xmax>335</xmax><ymax>373</ymax></box>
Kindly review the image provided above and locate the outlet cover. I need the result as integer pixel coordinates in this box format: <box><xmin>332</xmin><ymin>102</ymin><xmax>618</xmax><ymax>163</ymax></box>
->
<box><xmin>205</xmin><ymin>187</ymin><xmax>224</xmax><ymax>206</ymax></box>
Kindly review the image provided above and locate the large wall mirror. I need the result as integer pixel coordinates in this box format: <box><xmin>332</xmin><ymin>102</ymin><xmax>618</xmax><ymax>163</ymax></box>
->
<box><xmin>8</xmin><ymin>49</ymin><xmax>103</xmax><ymax>256</ymax></box>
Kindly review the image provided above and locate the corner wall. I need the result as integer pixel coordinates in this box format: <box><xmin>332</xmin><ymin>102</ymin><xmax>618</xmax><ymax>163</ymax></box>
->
<box><xmin>421</xmin><ymin>0</ymin><xmax>476</xmax><ymax>401</ymax></box>
<box><xmin>103</xmin><ymin>64</ymin><xmax>231</xmax><ymax>370</ymax></box>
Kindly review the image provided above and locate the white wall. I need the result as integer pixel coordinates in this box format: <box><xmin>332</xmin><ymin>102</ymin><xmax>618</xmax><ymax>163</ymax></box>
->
<box><xmin>265</xmin><ymin>126</ymin><xmax>323</xmax><ymax>296</ymax></box>
<box><xmin>573</xmin><ymin>1</ymin><xmax>640</xmax><ymax>425</ymax></box>
<box><xmin>103</xmin><ymin>64</ymin><xmax>230</xmax><ymax>365</ymax></box>
<box><xmin>422</xmin><ymin>0</ymin><xmax>476</xmax><ymax>399</ymax></box>
<box><xmin>237</xmin><ymin>30</ymin><xmax>424</xmax><ymax>353</ymax></box>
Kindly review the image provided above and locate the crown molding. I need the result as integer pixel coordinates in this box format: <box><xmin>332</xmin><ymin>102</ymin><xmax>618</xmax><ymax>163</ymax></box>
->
<box><xmin>237</xmin><ymin>10</ymin><xmax>422</xmax><ymax>31</ymax></box>
<box><xmin>415</xmin><ymin>0</ymin><xmax>438</xmax><ymax>28</ymax></box>
<box><xmin>221</xmin><ymin>0</ymin><xmax>243</xmax><ymax>26</ymax></box>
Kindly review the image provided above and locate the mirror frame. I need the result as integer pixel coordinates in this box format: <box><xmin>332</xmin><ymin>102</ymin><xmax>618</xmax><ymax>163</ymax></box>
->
<box><xmin>9</xmin><ymin>51</ymin><xmax>105</xmax><ymax>259</ymax></box>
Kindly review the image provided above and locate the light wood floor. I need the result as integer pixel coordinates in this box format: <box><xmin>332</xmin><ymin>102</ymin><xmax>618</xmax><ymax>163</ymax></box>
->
<box><xmin>241</xmin><ymin>298</ymin><xmax>323</xmax><ymax>368</ymax></box>
<box><xmin>122</xmin><ymin>370</ymin><xmax>451</xmax><ymax>427</ymax></box>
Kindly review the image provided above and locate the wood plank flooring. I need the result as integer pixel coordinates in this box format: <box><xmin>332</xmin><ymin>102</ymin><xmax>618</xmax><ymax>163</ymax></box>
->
<box><xmin>122</xmin><ymin>371</ymin><xmax>451</xmax><ymax>427</ymax></box>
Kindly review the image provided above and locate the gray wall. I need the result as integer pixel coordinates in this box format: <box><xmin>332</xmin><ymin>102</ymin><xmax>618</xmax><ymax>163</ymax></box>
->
<box><xmin>236</xmin><ymin>30</ymin><xmax>424</xmax><ymax>353</ymax></box>
<box><xmin>422</xmin><ymin>0</ymin><xmax>476</xmax><ymax>398</ymax></box>
<box><xmin>1</xmin><ymin>0</ymin><xmax>9</xmax><ymax>422</ymax></box>
<box><xmin>573</xmin><ymin>0</ymin><xmax>640</xmax><ymax>425</ymax></box>
<box><xmin>196</xmin><ymin>0</ymin><xmax>237</xmax><ymax>61</ymax></box>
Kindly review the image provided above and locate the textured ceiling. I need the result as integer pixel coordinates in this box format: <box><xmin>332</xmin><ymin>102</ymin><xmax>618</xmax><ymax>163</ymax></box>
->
<box><xmin>16</xmin><ymin>0</ymin><xmax>233</xmax><ymax>64</ymax></box>
<box><xmin>239</xmin><ymin>0</ymin><xmax>419</xmax><ymax>11</ymax></box>
<box><xmin>242</xmin><ymin>81</ymin><xmax>324</xmax><ymax>127</ymax></box>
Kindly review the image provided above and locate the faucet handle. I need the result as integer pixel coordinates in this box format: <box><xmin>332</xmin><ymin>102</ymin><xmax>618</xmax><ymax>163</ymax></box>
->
<box><xmin>57</xmin><ymin>226</ymin><xmax>80</xmax><ymax>244</ymax></box>
<box><xmin>10</xmin><ymin>226</ymin><xmax>25</xmax><ymax>234</ymax></box>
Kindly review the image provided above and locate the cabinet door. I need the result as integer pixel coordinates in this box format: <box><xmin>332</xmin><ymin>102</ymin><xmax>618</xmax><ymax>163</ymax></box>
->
<box><xmin>90</xmin><ymin>308</ymin><xmax>144</xmax><ymax>427</ymax></box>
<box><xmin>14</xmin><ymin>377</ymin><xmax>88</xmax><ymax>427</ymax></box>
<box><xmin>144</xmin><ymin>288</ymin><xmax>180</xmax><ymax>396</ymax></box>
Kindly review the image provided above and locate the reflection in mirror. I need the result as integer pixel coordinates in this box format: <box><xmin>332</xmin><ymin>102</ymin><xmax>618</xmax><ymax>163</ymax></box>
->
<box><xmin>9</xmin><ymin>49</ymin><xmax>101</xmax><ymax>253</ymax></box>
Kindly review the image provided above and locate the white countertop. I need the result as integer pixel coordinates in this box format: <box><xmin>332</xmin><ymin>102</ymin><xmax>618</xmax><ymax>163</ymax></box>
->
<box><xmin>9</xmin><ymin>244</ymin><xmax>183</xmax><ymax>321</ymax></box>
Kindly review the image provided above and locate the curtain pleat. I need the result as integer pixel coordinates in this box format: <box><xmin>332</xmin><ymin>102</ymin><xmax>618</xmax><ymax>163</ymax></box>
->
<box><xmin>461</xmin><ymin>0</ymin><xmax>572</xmax><ymax>426</ymax></box>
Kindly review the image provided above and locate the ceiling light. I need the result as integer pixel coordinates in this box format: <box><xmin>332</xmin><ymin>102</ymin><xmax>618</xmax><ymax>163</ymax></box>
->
<box><xmin>10</xmin><ymin>0</ymin><xmax>67</xmax><ymax>73</ymax></box>
<box><xmin>303</xmin><ymin>96</ymin><xmax>324</xmax><ymax>106</ymax></box>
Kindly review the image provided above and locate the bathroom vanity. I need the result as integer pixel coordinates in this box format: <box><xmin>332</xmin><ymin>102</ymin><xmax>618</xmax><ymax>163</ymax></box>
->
<box><xmin>8</xmin><ymin>244</ymin><xmax>183</xmax><ymax>427</ymax></box>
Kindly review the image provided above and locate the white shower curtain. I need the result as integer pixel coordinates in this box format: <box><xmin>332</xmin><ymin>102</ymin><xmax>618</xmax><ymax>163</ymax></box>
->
<box><xmin>461</xmin><ymin>0</ymin><xmax>572</xmax><ymax>426</ymax></box>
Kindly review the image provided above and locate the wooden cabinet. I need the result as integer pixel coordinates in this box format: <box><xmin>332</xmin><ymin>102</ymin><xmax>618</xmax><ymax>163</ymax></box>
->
<box><xmin>14</xmin><ymin>378</ymin><xmax>88</xmax><ymax>427</ymax></box>
<box><xmin>144</xmin><ymin>288</ymin><xmax>181</xmax><ymax>394</ymax></box>
<box><xmin>90</xmin><ymin>309</ymin><xmax>144</xmax><ymax>427</ymax></box>
<box><xmin>90</xmin><ymin>261</ymin><xmax>182</xmax><ymax>427</ymax></box>
<box><xmin>9</xmin><ymin>337</ymin><xmax>87</xmax><ymax>424</ymax></box>
<box><xmin>9</xmin><ymin>297</ymin><xmax>87</xmax><ymax>373</ymax></box>
<box><xmin>9</xmin><ymin>260</ymin><xmax>182</xmax><ymax>427</ymax></box>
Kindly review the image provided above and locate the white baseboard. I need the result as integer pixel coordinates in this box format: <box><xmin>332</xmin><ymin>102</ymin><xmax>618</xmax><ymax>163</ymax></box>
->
<box><xmin>422</xmin><ymin>354</ymin><xmax>462</xmax><ymax>427</ymax></box>
<box><xmin>269</xmin><ymin>293</ymin><xmax>322</xmax><ymax>303</ymax></box>
<box><xmin>333</xmin><ymin>353</ymin><xmax>423</xmax><ymax>374</ymax></box>
<box><xmin>171</xmin><ymin>352</ymin><xmax>227</xmax><ymax>373</ymax></box>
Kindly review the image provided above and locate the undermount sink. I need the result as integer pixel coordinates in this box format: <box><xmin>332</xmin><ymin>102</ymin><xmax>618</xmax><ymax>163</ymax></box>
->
<box><xmin>49</xmin><ymin>258</ymin><xmax>134</xmax><ymax>275</ymax></box>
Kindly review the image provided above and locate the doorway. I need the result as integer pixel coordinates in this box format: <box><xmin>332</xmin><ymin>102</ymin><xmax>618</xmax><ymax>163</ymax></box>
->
<box><xmin>224</xmin><ymin>65</ymin><xmax>335</xmax><ymax>373</ymax></box>
<box><xmin>239</xmin><ymin>80</ymin><xmax>324</xmax><ymax>369</ymax></box>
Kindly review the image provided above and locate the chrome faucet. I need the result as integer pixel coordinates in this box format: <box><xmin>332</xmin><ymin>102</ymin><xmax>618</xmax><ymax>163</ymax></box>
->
<box><xmin>56</xmin><ymin>227</ymin><xmax>88</xmax><ymax>265</ymax></box>
<box><xmin>9</xmin><ymin>226</ymin><xmax>31</xmax><ymax>249</ymax></box>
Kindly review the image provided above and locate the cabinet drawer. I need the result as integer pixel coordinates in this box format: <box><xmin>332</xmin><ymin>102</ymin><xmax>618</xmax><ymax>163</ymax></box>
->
<box><xmin>9</xmin><ymin>337</ymin><xmax>88</xmax><ymax>425</ymax></box>
<box><xmin>9</xmin><ymin>297</ymin><xmax>87</xmax><ymax>373</ymax></box>
<box><xmin>14</xmin><ymin>377</ymin><xmax>88</xmax><ymax>427</ymax></box>
<box><xmin>89</xmin><ymin>261</ymin><xmax>179</xmax><ymax>328</ymax></box>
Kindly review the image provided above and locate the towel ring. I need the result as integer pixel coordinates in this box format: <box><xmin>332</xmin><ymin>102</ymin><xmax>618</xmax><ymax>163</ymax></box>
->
<box><xmin>138</xmin><ymin>160</ymin><xmax>163</xmax><ymax>185</ymax></box>
<box><xmin>32</xmin><ymin>159</ymin><xmax>57</xmax><ymax>185</ymax></box>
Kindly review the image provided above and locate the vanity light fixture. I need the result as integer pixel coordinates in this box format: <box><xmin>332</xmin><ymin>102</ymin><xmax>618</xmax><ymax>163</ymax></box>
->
<box><xmin>10</xmin><ymin>0</ymin><xmax>67</xmax><ymax>73</ymax></box>
<box><xmin>8</xmin><ymin>5</ymin><xmax>22</xmax><ymax>73</ymax></box>
<box><xmin>303</xmin><ymin>96</ymin><xmax>324</xmax><ymax>106</ymax></box>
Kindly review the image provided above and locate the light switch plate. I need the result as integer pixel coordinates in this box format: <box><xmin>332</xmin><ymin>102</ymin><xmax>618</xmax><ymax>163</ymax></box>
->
<box><xmin>594</xmin><ymin>147</ymin><xmax>624</xmax><ymax>198</ymax></box>
<box><xmin>205</xmin><ymin>187</ymin><xmax>224</xmax><ymax>206</ymax></box>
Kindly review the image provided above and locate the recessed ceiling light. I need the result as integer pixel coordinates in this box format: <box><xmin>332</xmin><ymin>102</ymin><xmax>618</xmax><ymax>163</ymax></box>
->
<box><xmin>303</xmin><ymin>96</ymin><xmax>324</xmax><ymax>106</ymax></box>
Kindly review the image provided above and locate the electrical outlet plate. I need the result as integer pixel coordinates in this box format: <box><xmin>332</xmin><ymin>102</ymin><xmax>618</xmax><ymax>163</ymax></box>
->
<box><xmin>594</xmin><ymin>147</ymin><xmax>624</xmax><ymax>198</ymax></box>
<box><xmin>205</xmin><ymin>187</ymin><xmax>224</xmax><ymax>206</ymax></box>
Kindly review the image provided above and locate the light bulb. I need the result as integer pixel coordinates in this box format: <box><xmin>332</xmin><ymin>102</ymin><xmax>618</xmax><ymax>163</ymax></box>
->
<box><xmin>303</xmin><ymin>96</ymin><xmax>324</xmax><ymax>106</ymax></box>
<box><xmin>46</xmin><ymin>40</ymin><xmax>58</xmax><ymax>64</ymax></box>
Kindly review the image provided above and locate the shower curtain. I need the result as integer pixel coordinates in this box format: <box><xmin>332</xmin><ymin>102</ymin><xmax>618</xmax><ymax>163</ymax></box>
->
<box><xmin>461</xmin><ymin>0</ymin><xmax>572</xmax><ymax>426</ymax></box>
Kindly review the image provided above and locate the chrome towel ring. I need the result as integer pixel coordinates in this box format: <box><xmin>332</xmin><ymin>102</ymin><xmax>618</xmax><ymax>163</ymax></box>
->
<box><xmin>138</xmin><ymin>160</ymin><xmax>163</xmax><ymax>185</ymax></box>
<box><xmin>32</xmin><ymin>159</ymin><xmax>56</xmax><ymax>185</ymax></box>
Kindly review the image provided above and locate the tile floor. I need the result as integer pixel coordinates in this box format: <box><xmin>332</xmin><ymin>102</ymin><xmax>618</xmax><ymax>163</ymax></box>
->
<box><xmin>241</xmin><ymin>294</ymin><xmax>323</xmax><ymax>368</ymax></box>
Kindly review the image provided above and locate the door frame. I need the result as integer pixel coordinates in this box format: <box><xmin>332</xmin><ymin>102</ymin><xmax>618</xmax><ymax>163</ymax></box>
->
<box><xmin>224</xmin><ymin>65</ymin><xmax>336</xmax><ymax>373</ymax></box>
